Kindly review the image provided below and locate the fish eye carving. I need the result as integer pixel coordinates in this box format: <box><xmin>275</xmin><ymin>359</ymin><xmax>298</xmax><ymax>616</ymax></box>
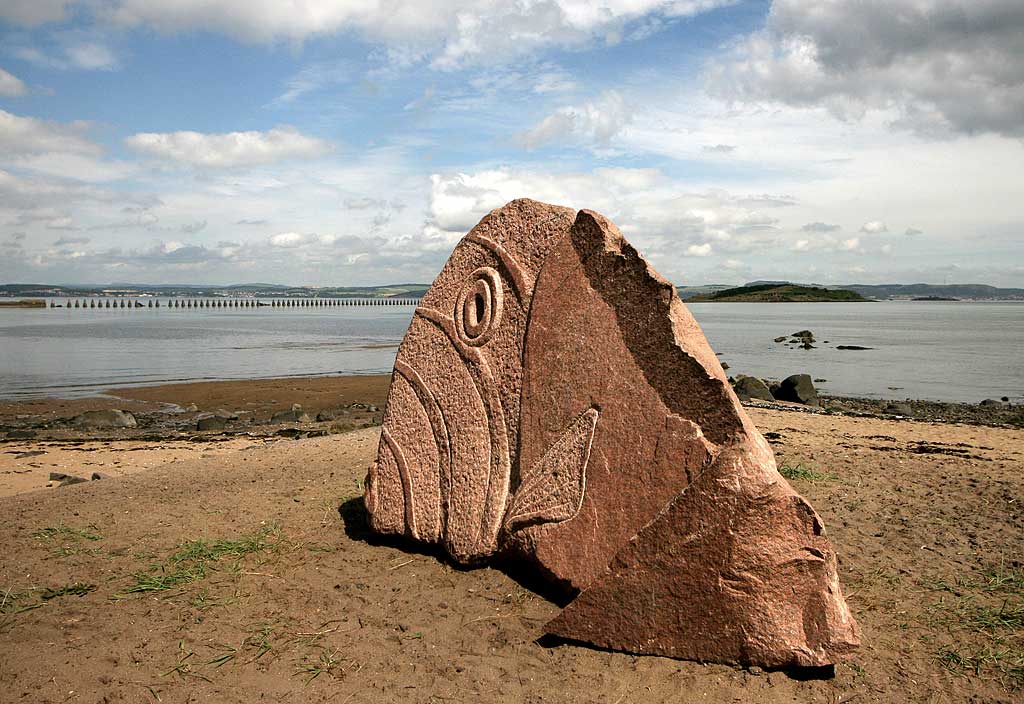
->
<box><xmin>455</xmin><ymin>267</ymin><xmax>503</xmax><ymax>347</ymax></box>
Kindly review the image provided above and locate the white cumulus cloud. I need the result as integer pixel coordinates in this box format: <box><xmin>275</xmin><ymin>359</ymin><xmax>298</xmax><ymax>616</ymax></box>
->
<box><xmin>520</xmin><ymin>90</ymin><xmax>633</xmax><ymax>149</ymax></box>
<box><xmin>860</xmin><ymin>220</ymin><xmax>888</xmax><ymax>234</ymax></box>
<box><xmin>94</xmin><ymin>0</ymin><xmax>737</xmax><ymax>69</ymax></box>
<box><xmin>707</xmin><ymin>0</ymin><xmax>1024</xmax><ymax>137</ymax></box>
<box><xmin>125</xmin><ymin>126</ymin><xmax>332</xmax><ymax>168</ymax></box>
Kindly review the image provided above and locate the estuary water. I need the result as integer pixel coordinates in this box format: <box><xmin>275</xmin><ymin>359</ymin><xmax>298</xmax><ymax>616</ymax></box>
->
<box><xmin>0</xmin><ymin>300</ymin><xmax>1021</xmax><ymax>403</ymax></box>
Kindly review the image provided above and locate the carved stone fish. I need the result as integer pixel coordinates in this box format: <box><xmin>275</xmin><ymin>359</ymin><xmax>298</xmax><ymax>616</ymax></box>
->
<box><xmin>364</xmin><ymin>199</ymin><xmax>860</xmax><ymax>667</ymax></box>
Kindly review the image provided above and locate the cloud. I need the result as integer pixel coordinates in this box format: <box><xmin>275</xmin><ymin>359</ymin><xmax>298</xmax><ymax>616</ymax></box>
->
<box><xmin>841</xmin><ymin>237</ymin><xmax>860</xmax><ymax>251</ymax></box>
<box><xmin>100</xmin><ymin>0</ymin><xmax>736</xmax><ymax>69</ymax></box>
<box><xmin>180</xmin><ymin>220</ymin><xmax>207</xmax><ymax>234</ymax></box>
<box><xmin>54</xmin><ymin>235</ymin><xmax>90</xmax><ymax>245</ymax></box>
<box><xmin>269</xmin><ymin>231</ymin><xmax>309</xmax><ymax>248</ymax></box>
<box><xmin>707</xmin><ymin>0</ymin><xmax>1024</xmax><ymax>138</ymax></box>
<box><xmin>0</xmin><ymin>68</ymin><xmax>27</xmax><ymax>97</ymax></box>
<box><xmin>801</xmin><ymin>221</ymin><xmax>840</xmax><ymax>233</ymax></box>
<box><xmin>9</xmin><ymin>232</ymin><xmax>27</xmax><ymax>241</ymax></box>
<box><xmin>0</xmin><ymin>109</ymin><xmax>100</xmax><ymax>156</ymax></box>
<box><xmin>11</xmin><ymin>40</ymin><xmax>120</xmax><ymax>71</ymax></box>
<box><xmin>520</xmin><ymin>90</ymin><xmax>632</xmax><ymax>149</ymax></box>
<box><xmin>701</xmin><ymin>143</ymin><xmax>735</xmax><ymax>154</ymax></box>
<box><xmin>0</xmin><ymin>0</ymin><xmax>71</xmax><ymax>25</ymax></box>
<box><xmin>686</xmin><ymin>243</ymin><xmax>713</xmax><ymax>257</ymax></box>
<box><xmin>860</xmin><ymin>220</ymin><xmax>888</xmax><ymax>234</ymax></box>
<box><xmin>905</xmin><ymin>227</ymin><xmax>923</xmax><ymax>236</ymax></box>
<box><xmin>236</xmin><ymin>218</ymin><xmax>267</xmax><ymax>226</ymax></box>
<box><xmin>63</xmin><ymin>42</ymin><xmax>119</xmax><ymax>70</ymax></box>
<box><xmin>270</xmin><ymin>60</ymin><xmax>350</xmax><ymax>105</ymax></box>
<box><xmin>125</xmin><ymin>126</ymin><xmax>332</xmax><ymax>168</ymax></box>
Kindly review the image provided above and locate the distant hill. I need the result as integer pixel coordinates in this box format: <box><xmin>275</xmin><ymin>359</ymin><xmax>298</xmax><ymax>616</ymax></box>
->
<box><xmin>843</xmin><ymin>283</ymin><xmax>1024</xmax><ymax>301</ymax></box>
<box><xmin>676</xmin><ymin>284</ymin><xmax>733</xmax><ymax>300</ymax></box>
<box><xmin>685</xmin><ymin>283</ymin><xmax>867</xmax><ymax>302</ymax></box>
<box><xmin>0</xmin><ymin>283</ymin><xmax>432</xmax><ymax>299</ymax></box>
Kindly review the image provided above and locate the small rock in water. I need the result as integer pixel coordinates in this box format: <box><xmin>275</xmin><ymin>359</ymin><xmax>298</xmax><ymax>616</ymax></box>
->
<box><xmin>836</xmin><ymin>345</ymin><xmax>872</xmax><ymax>351</ymax></box>
<box><xmin>774</xmin><ymin>336</ymin><xmax>787</xmax><ymax>343</ymax></box>
<box><xmin>813</xmin><ymin>378</ymin><xmax>827</xmax><ymax>383</ymax></box>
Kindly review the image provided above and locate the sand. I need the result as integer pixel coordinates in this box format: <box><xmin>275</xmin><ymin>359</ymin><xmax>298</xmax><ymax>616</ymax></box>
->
<box><xmin>0</xmin><ymin>377</ymin><xmax>1021</xmax><ymax>702</ymax></box>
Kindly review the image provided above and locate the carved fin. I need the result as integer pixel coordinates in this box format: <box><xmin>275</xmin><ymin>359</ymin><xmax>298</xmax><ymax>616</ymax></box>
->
<box><xmin>504</xmin><ymin>408</ymin><xmax>598</xmax><ymax>532</ymax></box>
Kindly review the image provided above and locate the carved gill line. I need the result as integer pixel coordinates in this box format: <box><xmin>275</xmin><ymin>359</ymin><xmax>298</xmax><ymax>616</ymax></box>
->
<box><xmin>394</xmin><ymin>358</ymin><xmax>451</xmax><ymax>538</ymax></box>
<box><xmin>382</xmin><ymin>426</ymin><xmax>417</xmax><ymax>539</ymax></box>
<box><xmin>414</xmin><ymin>306</ymin><xmax>511</xmax><ymax>551</ymax></box>
<box><xmin>464</xmin><ymin>232</ymin><xmax>532</xmax><ymax>304</ymax></box>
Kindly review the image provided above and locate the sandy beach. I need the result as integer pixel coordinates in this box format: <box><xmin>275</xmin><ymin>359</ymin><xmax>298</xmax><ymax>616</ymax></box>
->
<box><xmin>0</xmin><ymin>375</ymin><xmax>1021</xmax><ymax>702</ymax></box>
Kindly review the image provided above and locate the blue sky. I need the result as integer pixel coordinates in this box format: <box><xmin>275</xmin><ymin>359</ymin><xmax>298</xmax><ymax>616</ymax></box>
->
<box><xmin>1</xmin><ymin>0</ymin><xmax>1022</xmax><ymax>287</ymax></box>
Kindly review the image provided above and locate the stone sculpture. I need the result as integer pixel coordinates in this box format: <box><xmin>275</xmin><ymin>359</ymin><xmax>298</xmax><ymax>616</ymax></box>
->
<box><xmin>364</xmin><ymin>199</ymin><xmax>859</xmax><ymax>668</ymax></box>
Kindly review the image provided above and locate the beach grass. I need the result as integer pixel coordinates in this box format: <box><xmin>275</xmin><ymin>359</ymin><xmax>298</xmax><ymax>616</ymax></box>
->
<box><xmin>778</xmin><ymin>462</ymin><xmax>835</xmax><ymax>482</ymax></box>
<box><xmin>117</xmin><ymin>523</ymin><xmax>281</xmax><ymax>596</ymax></box>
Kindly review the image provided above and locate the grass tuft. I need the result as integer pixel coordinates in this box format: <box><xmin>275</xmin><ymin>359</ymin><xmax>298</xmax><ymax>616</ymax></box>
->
<box><xmin>32</xmin><ymin>523</ymin><xmax>103</xmax><ymax>542</ymax></box>
<box><xmin>778</xmin><ymin>462</ymin><xmax>835</xmax><ymax>482</ymax></box>
<box><xmin>295</xmin><ymin>649</ymin><xmax>345</xmax><ymax>683</ymax></box>
<box><xmin>116</xmin><ymin>524</ymin><xmax>280</xmax><ymax>597</ymax></box>
<box><xmin>925</xmin><ymin>563</ymin><xmax>1023</xmax><ymax>690</ymax></box>
<box><xmin>40</xmin><ymin>582</ymin><xmax>97</xmax><ymax>600</ymax></box>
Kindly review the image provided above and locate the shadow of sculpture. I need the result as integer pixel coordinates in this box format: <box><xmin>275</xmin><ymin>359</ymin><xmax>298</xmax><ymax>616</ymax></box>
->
<box><xmin>338</xmin><ymin>495</ymin><xmax>574</xmax><ymax>607</ymax></box>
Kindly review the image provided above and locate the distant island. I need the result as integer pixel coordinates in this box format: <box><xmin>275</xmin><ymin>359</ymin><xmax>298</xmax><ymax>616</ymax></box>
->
<box><xmin>685</xmin><ymin>283</ymin><xmax>867</xmax><ymax>302</ymax></box>
<box><xmin>678</xmin><ymin>281</ymin><xmax>1024</xmax><ymax>301</ymax></box>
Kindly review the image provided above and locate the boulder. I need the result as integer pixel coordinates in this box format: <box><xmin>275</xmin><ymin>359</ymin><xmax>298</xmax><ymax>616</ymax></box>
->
<box><xmin>791</xmin><ymin>330</ymin><xmax>815</xmax><ymax>342</ymax></box>
<box><xmin>980</xmin><ymin>398</ymin><xmax>1008</xmax><ymax>408</ymax></box>
<box><xmin>884</xmin><ymin>402</ymin><xmax>913</xmax><ymax>416</ymax></box>
<box><xmin>71</xmin><ymin>409</ymin><xmax>137</xmax><ymax>429</ymax></box>
<box><xmin>196</xmin><ymin>415</ymin><xmax>229</xmax><ymax>431</ymax></box>
<box><xmin>732</xmin><ymin>375</ymin><xmax>774</xmax><ymax>402</ymax></box>
<box><xmin>773</xmin><ymin>336</ymin><xmax>787</xmax><ymax>343</ymax></box>
<box><xmin>774</xmin><ymin>374</ymin><xmax>819</xmax><ymax>406</ymax></box>
<box><xmin>271</xmin><ymin>405</ymin><xmax>311</xmax><ymax>423</ymax></box>
<box><xmin>90</xmin><ymin>472</ymin><xmax>108</xmax><ymax>480</ymax></box>
<box><xmin>364</xmin><ymin>199</ymin><xmax>858</xmax><ymax>667</ymax></box>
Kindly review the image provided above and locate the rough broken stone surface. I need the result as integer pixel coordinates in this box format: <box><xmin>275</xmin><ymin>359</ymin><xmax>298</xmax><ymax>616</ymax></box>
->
<box><xmin>363</xmin><ymin>198</ymin><xmax>859</xmax><ymax>667</ymax></box>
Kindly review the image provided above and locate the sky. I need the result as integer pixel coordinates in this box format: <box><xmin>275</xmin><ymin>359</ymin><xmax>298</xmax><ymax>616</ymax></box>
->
<box><xmin>0</xmin><ymin>0</ymin><xmax>1022</xmax><ymax>288</ymax></box>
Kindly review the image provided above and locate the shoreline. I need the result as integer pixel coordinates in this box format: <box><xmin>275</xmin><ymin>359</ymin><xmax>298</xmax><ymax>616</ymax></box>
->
<box><xmin>2</xmin><ymin>372</ymin><xmax>1020</xmax><ymax>431</ymax></box>
<box><xmin>0</xmin><ymin>373</ymin><xmax>1019</xmax><ymax>499</ymax></box>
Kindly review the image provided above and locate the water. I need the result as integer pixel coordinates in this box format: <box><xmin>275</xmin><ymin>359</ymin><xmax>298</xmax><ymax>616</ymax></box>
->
<box><xmin>0</xmin><ymin>299</ymin><xmax>1021</xmax><ymax>403</ymax></box>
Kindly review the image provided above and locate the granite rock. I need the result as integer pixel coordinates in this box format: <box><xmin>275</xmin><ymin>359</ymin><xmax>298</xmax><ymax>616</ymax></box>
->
<box><xmin>364</xmin><ymin>199</ymin><xmax>858</xmax><ymax>667</ymax></box>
